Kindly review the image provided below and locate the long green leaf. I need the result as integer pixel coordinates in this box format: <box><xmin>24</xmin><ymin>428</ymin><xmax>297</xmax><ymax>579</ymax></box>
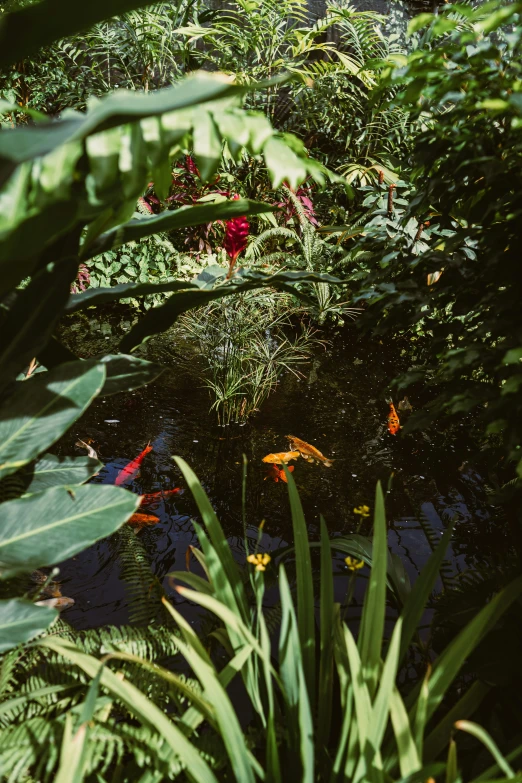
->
<box><xmin>473</xmin><ymin>741</ymin><xmax>522</xmax><ymax>782</ymax></box>
<box><xmin>423</xmin><ymin>681</ymin><xmax>490</xmax><ymax>762</ymax></box>
<box><xmin>389</xmin><ymin>686</ymin><xmax>421</xmax><ymax>778</ymax></box>
<box><xmin>81</xmin><ymin>199</ymin><xmax>274</xmax><ymax>259</ymax></box>
<box><xmin>173</xmin><ymin>458</ymin><xmax>248</xmax><ymax>619</ymax></box>
<box><xmin>399</xmin><ymin>525</ymin><xmax>453</xmax><ymax>664</ymax></box>
<box><xmin>100</xmin><ymin>650</ymin><xmax>217</xmax><ymax>727</ymax></box>
<box><xmin>172</xmin><ymin>585</ymin><xmax>264</xmax><ymax>659</ymax></box>
<box><xmin>455</xmin><ymin>721</ymin><xmax>515</xmax><ymax>778</ymax></box>
<box><xmin>422</xmin><ymin>575</ymin><xmax>522</xmax><ymax>723</ymax></box>
<box><xmin>317</xmin><ymin>516</ymin><xmax>334</xmax><ymax>759</ymax></box>
<box><xmin>179</xmin><ymin>645</ymin><xmax>253</xmax><ymax>736</ymax></box>
<box><xmin>0</xmin><ymin>361</ymin><xmax>105</xmax><ymax>481</ymax></box>
<box><xmin>368</xmin><ymin>617</ymin><xmax>403</xmax><ymax>752</ymax></box>
<box><xmin>358</xmin><ymin>481</ymin><xmax>387</xmax><ymax>696</ymax></box>
<box><xmin>37</xmin><ymin>637</ymin><xmax>219</xmax><ymax>783</ymax></box>
<box><xmin>259</xmin><ymin>611</ymin><xmax>281</xmax><ymax>783</ymax></box>
<box><xmin>0</xmin><ymin>484</ymin><xmax>139</xmax><ymax>578</ymax></box>
<box><xmin>278</xmin><ymin>565</ymin><xmax>314</xmax><ymax>783</ymax></box>
<box><xmin>161</xmin><ymin>622</ymin><xmax>256</xmax><ymax>783</ymax></box>
<box><xmin>284</xmin><ymin>464</ymin><xmax>316</xmax><ymax>707</ymax></box>
<box><xmin>0</xmin><ymin>598</ymin><xmax>57</xmax><ymax>653</ymax></box>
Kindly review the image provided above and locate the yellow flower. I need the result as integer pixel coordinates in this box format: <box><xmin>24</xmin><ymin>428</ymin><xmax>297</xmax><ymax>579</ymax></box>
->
<box><xmin>353</xmin><ymin>505</ymin><xmax>370</xmax><ymax>518</ymax></box>
<box><xmin>247</xmin><ymin>553</ymin><xmax>271</xmax><ymax>572</ymax></box>
<box><xmin>345</xmin><ymin>556</ymin><xmax>365</xmax><ymax>571</ymax></box>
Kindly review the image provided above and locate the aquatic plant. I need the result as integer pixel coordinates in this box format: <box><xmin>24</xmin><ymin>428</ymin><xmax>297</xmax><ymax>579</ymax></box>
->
<box><xmin>178</xmin><ymin>289</ymin><xmax>318</xmax><ymax>425</ymax></box>
<box><xmin>2</xmin><ymin>463</ymin><xmax>521</xmax><ymax>781</ymax></box>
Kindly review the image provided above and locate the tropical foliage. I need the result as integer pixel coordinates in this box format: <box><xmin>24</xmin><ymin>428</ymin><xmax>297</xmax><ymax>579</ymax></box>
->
<box><xmin>1</xmin><ymin>0</ymin><xmax>522</xmax><ymax>780</ymax></box>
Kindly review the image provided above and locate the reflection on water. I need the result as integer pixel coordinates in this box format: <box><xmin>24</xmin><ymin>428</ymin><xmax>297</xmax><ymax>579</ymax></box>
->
<box><xmin>54</xmin><ymin>332</ymin><xmax>501</xmax><ymax>629</ymax></box>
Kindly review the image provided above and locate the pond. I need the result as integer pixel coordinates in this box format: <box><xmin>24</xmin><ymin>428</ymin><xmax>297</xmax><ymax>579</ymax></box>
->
<box><xmin>53</xmin><ymin>328</ymin><xmax>502</xmax><ymax>630</ymax></box>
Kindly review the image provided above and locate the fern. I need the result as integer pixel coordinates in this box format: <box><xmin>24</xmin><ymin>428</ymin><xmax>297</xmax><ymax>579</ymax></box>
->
<box><xmin>116</xmin><ymin>526</ymin><xmax>171</xmax><ymax>627</ymax></box>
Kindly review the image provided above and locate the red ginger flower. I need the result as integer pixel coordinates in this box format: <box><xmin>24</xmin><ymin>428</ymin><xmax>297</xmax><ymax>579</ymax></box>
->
<box><xmin>224</xmin><ymin>194</ymin><xmax>249</xmax><ymax>277</ymax></box>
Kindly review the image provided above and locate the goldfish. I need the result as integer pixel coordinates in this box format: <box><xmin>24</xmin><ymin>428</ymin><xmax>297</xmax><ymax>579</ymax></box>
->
<box><xmin>140</xmin><ymin>488</ymin><xmax>181</xmax><ymax>508</ymax></box>
<box><xmin>286</xmin><ymin>436</ymin><xmax>333</xmax><ymax>467</ymax></box>
<box><xmin>398</xmin><ymin>396</ymin><xmax>413</xmax><ymax>413</ymax></box>
<box><xmin>387</xmin><ymin>402</ymin><xmax>400</xmax><ymax>435</ymax></box>
<box><xmin>264</xmin><ymin>464</ymin><xmax>294</xmax><ymax>483</ymax></box>
<box><xmin>127</xmin><ymin>512</ymin><xmax>160</xmax><ymax>528</ymax></box>
<box><xmin>262</xmin><ymin>451</ymin><xmax>300</xmax><ymax>465</ymax></box>
<box><xmin>75</xmin><ymin>439</ymin><xmax>98</xmax><ymax>459</ymax></box>
<box><xmin>115</xmin><ymin>443</ymin><xmax>153</xmax><ymax>486</ymax></box>
<box><xmin>36</xmin><ymin>597</ymin><xmax>75</xmax><ymax>611</ymax></box>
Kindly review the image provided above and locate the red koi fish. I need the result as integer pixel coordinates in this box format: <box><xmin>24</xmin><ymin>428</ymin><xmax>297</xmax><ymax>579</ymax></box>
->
<box><xmin>140</xmin><ymin>488</ymin><xmax>181</xmax><ymax>508</ymax></box>
<box><xmin>387</xmin><ymin>402</ymin><xmax>400</xmax><ymax>435</ymax></box>
<box><xmin>264</xmin><ymin>464</ymin><xmax>294</xmax><ymax>483</ymax></box>
<box><xmin>114</xmin><ymin>444</ymin><xmax>153</xmax><ymax>486</ymax></box>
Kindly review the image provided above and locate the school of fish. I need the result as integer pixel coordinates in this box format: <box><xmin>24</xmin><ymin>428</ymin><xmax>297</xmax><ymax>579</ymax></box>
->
<box><xmin>262</xmin><ymin>436</ymin><xmax>334</xmax><ymax>482</ymax></box>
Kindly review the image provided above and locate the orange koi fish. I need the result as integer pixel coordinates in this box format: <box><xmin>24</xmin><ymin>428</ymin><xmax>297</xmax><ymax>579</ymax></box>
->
<box><xmin>264</xmin><ymin>464</ymin><xmax>294</xmax><ymax>483</ymax></box>
<box><xmin>387</xmin><ymin>402</ymin><xmax>400</xmax><ymax>435</ymax></box>
<box><xmin>286</xmin><ymin>436</ymin><xmax>333</xmax><ymax>467</ymax></box>
<box><xmin>262</xmin><ymin>451</ymin><xmax>300</xmax><ymax>465</ymax></box>
<box><xmin>115</xmin><ymin>444</ymin><xmax>153</xmax><ymax>486</ymax></box>
<box><xmin>127</xmin><ymin>512</ymin><xmax>160</xmax><ymax>527</ymax></box>
<box><xmin>140</xmin><ymin>488</ymin><xmax>181</xmax><ymax>507</ymax></box>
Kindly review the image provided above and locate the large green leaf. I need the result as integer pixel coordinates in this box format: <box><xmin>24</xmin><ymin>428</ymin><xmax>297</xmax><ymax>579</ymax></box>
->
<box><xmin>80</xmin><ymin>199</ymin><xmax>274</xmax><ymax>260</ymax></box>
<box><xmin>0</xmin><ymin>598</ymin><xmax>57</xmax><ymax>653</ymax></box>
<box><xmin>65</xmin><ymin>280</ymin><xmax>195</xmax><ymax>313</ymax></box>
<box><xmin>22</xmin><ymin>454</ymin><xmax>102</xmax><ymax>494</ymax></box>
<box><xmin>0</xmin><ymin>201</ymin><xmax>78</xmax><ymax>296</ymax></box>
<box><xmin>0</xmin><ymin>75</ymin><xmax>247</xmax><ymax>167</ymax></box>
<box><xmin>0</xmin><ymin>484</ymin><xmax>139</xmax><ymax>578</ymax></box>
<box><xmin>0</xmin><ymin>257</ymin><xmax>79</xmax><ymax>389</ymax></box>
<box><xmin>0</xmin><ymin>361</ymin><xmax>105</xmax><ymax>481</ymax></box>
<box><xmin>97</xmin><ymin>354</ymin><xmax>164</xmax><ymax>396</ymax></box>
<box><xmin>0</xmin><ymin>0</ymin><xmax>175</xmax><ymax>68</ymax></box>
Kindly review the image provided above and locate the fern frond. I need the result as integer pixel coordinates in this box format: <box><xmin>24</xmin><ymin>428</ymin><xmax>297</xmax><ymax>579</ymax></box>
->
<box><xmin>116</xmin><ymin>526</ymin><xmax>170</xmax><ymax>627</ymax></box>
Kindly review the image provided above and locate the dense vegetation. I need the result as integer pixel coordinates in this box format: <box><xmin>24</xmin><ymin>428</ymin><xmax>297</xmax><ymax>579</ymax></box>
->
<box><xmin>0</xmin><ymin>0</ymin><xmax>521</xmax><ymax>781</ymax></box>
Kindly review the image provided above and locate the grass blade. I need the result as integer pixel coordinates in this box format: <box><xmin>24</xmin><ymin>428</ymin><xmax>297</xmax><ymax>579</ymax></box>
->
<box><xmin>174</xmin><ymin>457</ymin><xmax>248</xmax><ymax>619</ymax></box>
<box><xmin>422</xmin><ymin>575</ymin><xmax>522</xmax><ymax>722</ymax></box>
<box><xmin>399</xmin><ymin>525</ymin><xmax>453</xmax><ymax>664</ymax></box>
<box><xmin>455</xmin><ymin>721</ymin><xmax>515</xmax><ymax>778</ymax></box>
<box><xmin>423</xmin><ymin>681</ymin><xmax>490</xmax><ymax>762</ymax></box>
<box><xmin>317</xmin><ymin>516</ymin><xmax>334</xmax><ymax>759</ymax></box>
<box><xmin>358</xmin><ymin>481</ymin><xmax>387</xmax><ymax>696</ymax></box>
<box><xmin>389</xmin><ymin>686</ymin><xmax>421</xmax><ymax>778</ymax></box>
<box><xmin>284</xmin><ymin>464</ymin><xmax>316</xmax><ymax>708</ymax></box>
<box><xmin>278</xmin><ymin>564</ymin><xmax>314</xmax><ymax>783</ymax></box>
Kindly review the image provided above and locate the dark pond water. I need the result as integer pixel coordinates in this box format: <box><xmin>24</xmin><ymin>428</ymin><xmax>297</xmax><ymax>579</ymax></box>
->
<box><xmin>53</xmin><ymin>329</ymin><xmax>505</xmax><ymax>630</ymax></box>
